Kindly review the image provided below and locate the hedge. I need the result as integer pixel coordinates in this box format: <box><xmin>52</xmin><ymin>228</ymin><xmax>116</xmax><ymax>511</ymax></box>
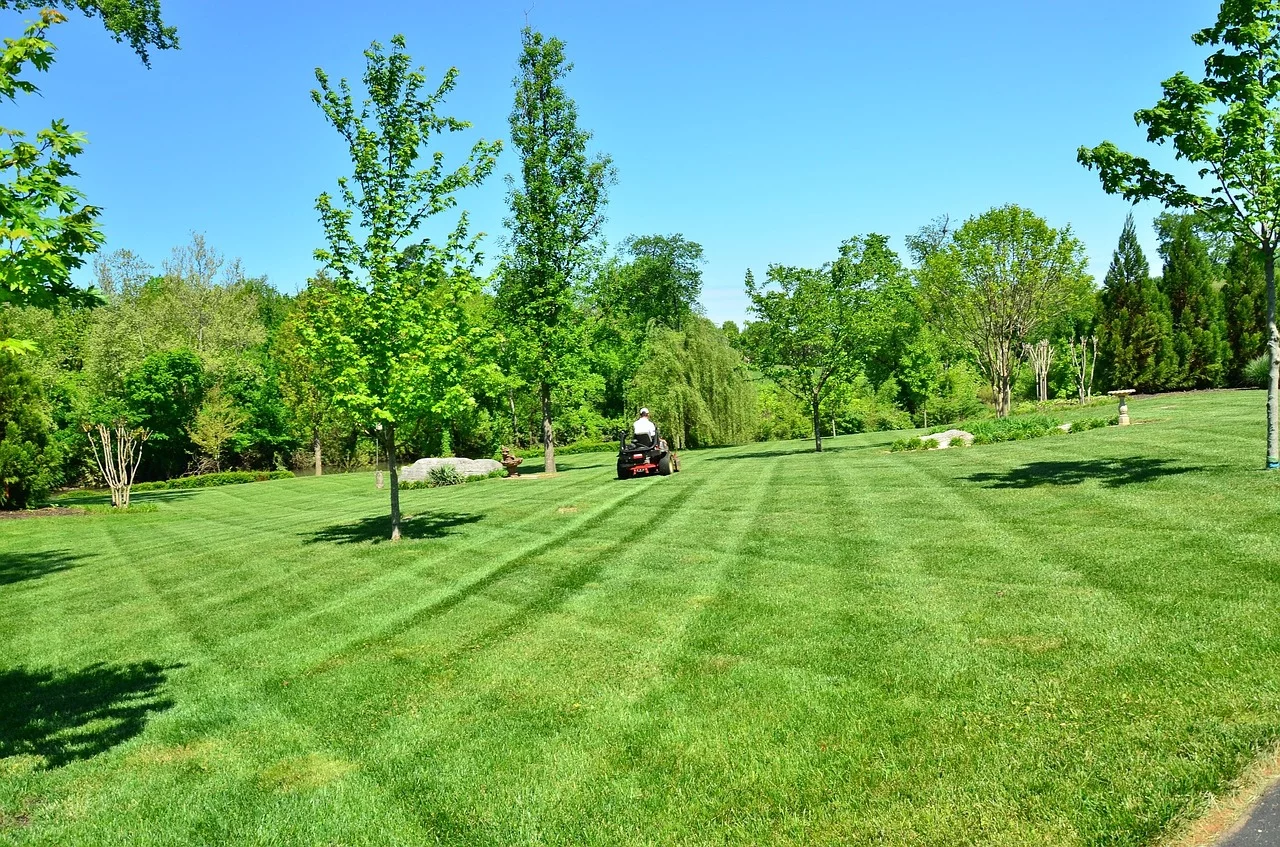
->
<box><xmin>132</xmin><ymin>470</ymin><xmax>294</xmax><ymax>492</ymax></box>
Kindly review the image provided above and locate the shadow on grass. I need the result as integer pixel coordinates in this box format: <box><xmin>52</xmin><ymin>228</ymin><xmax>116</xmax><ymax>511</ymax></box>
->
<box><xmin>55</xmin><ymin>489</ymin><xmax>196</xmax><ymax>507</ymax></box>
<box><xmin>0</xmin><ymin>549</ymin><xmax>92</xmax><ymax>587</ymax></box>
<box><xmin>966</xmin><ymin>457</ymin><xmax>1202</xmax><ymax>489</ymax></box>
<box><xmin>704</xmin><ymin>442</ymin><xmax>882</xmax><ymax>462</ymax></box>
<box><xmin>304</xmin><ymin>511</ymin><xmax>483</xmax><ymax>545</ymax></box>
<box><xmin>0</xmin><ymin>661</ymin><xmax>177</xmax><ymax>768</ymax></box>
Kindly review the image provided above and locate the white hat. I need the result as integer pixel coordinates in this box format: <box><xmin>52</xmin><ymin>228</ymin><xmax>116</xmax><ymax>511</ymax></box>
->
<box><xmin>640</xmin><ymin>408</ymin><xmax>649</xmax><ymax>415</ymax></box>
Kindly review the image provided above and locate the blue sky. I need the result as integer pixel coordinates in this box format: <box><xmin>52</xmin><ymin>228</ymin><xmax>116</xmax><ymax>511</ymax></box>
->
<box><xmin>11</xmin><ymin>0</ymin><xmax>1216</xmax><ymax>323</ymax></box>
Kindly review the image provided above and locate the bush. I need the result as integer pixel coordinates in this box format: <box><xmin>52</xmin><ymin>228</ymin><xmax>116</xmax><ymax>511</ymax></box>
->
<box><xmin>1245</xmin><ymin>353</ymin><xmax>1271</xmax><ymax>389</ymax></box>
<box><xmin>505</xmin><ymin>440</ymin><xmax>614</xmax><ymax>460</ymax></box>
<box><xmin>1069</xmin><ymin>416</ymin><xmax>1112</xmax><ymax>433</ymax></box>
<box><xmin>890</xmin><ymin>437</ymin><xmax>926</xmax><ymax>453</ymax></box>
<box><xmin>132</xmin><ymin>470</ymin><xmax>294</xmax><ymax>492</ymax></box>
<box><xmin>967</xmin><ymin>415</ymin><xmax>1063</xmax><ymax>445</ymax></box>
<box><xmin>400</xmin><ymin>468</ymin><xmax>506</xmax><ymax>490</ymax></box>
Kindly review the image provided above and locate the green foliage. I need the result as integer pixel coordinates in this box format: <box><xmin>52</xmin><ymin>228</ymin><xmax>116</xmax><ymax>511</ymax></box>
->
<box><xmin>611</xmin><ymin>234</ymin><xmax>704</xmax><ymax>330</ymax></box>
<box><xmin>967</xmin><ymin>415</ymin><xmax>1066</xmax><ymax>445</ymax></box>
<box><xmin>0</xmin><ymin>10</ymin><xmax>104</xmax><ymax>347</ymax></box>
<box><xmin>918</xmin><ymin>205</ymin><xmax>1091</xmax><ymax>417</ymax></box>
<box><xmin>1156</xmin><ymin>214</ymin><xmax>1228</xmax><ymax>388</ymax></box>
<box><xmin>399</xmin><ymin>467</ymin><xmax>506</xmax><ymax>489</ymax></box>
<box><xmin>505</xmin><ymin>439</ymin><xmax>613</xmax><ymax>459</ymax></box>
<box><xmin>310</xmin><ymin>34</ymin><xmax>501</xmax><ymax>539</ymax></box>
<box><xmin>755</xmin><ymin>381</ymin><xmax>811</xmax><ymax>441</ymax></box>
<box><xmin>0</xmin><ymin>346</ymin><xmax>62</xmax><ymax>507</ymax></box>
<box><xmin>1246</xmin><ymin>352</ymin><xmax>1272</xmax><ymax>388</ymax></box>
<box><xmin>1097</xmin><ymin>215</ymin><xmax>1177</xmax><ymax>393</ymax></box>
<box><xmin>1078</xmin><ymin>0</ymin><xmax>1280</xmax><ymax>465</ymax></box>
<box><xmin>0</xmin><ymin>0</ymin><xmax>178</xmax><ymax>65</ymax></box>
<box><xmin>889</xmin><ymin>436</ymin><xmax>926</xmax><ymax>452</ymax></box>
<box><xmin>500</xmin><ymin>28</ymin><xmax>614</xmax><ymax>473</ymax></box>
<box><xmin>746</xmin><ymin>234</ymin><xmax>906</xmax><ymax>451</ymax></box>
<box><xmin>628</xmin><ymin>318</ymin><xmax>757</xmax><ymax>449</ymax></box>
<box><xmin>1222</xmin><ymin>238</ymin><xmax>1269</xmax><ymax>384</ymax></box>
<box><xmin>118</xmin><ymin>349</ymin><xmax>203</xmax><ymax>481</ymax></box>
<box><xmin>130</xmin><ymin>470</ymin><xmax>292</xmax><ymax>492</ymax></box>
<box><xmin>185</xmin><ymin>385</ymin><xmax>247</xmax><ymax>473</ymax></box>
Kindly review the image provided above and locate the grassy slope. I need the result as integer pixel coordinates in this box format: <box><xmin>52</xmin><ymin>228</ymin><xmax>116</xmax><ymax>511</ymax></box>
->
<box><xmin>2</xmin><ymin>390</ymin><xmax>1279</xmax><ymax>846</ymax></box>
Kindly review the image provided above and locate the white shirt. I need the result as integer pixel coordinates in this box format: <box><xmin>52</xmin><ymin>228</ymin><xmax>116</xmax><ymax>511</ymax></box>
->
<box><xmin>633</xmin><ymin>417</ymin><xmax>656</xmax><ymax>437</ymax></box>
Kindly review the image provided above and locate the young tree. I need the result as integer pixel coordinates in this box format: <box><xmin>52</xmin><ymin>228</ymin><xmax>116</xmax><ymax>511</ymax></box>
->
<box><xmin>1068</xmin><ymin>334</ymin><xmax>1100</xmax><ymax>404</ymax></box>
<box><xmin>1078</xmin><ymin>0</ymin><xmax>1280</xmax><ymax>468</ymax></box>
<box><xmin>919</xmin><ymin>205</ymin><xmax>1090</xmax><ymax>417</ymax></box>
<box><xmin>84</xmin><ymin>421</ymin><xmax>149</xmax><ymax>508</ymax></box>
<box><xmin>500</xmin><ymin>28</ymin><xmax>614</xmax><ymax>474</ymax></box>
<box><xmin>1222</xmin><ymin>238</ymin><xmax>1268</xmax><ymax>384</ymax></box>
<box><xmin>311</xmin><ymin>35</ymin><xmax>500</xmax><ymax>540</ymax></box>
<box><xmin>186</xmin><ymin>385</ymin><xmax>246</xmax><ymax>473</ymax></box>
<box><xmin>745</xmin><ymin>234</ymin><xmax>904</xmax><ymax>452</ymax></box>
<box><xmin>1157</xmin><ymin>214</ymin><xmax>1229</xmax><ymax>388</ymax></box>
<box><xmin>275</xmin><ymin>280</ymin><xmax>340</xmax><ymax>476</ymax></box>
<box><xmin>1096</xmin><ymin>215</ymin><xmax>1177</xmax><ymax>393</ymax></box>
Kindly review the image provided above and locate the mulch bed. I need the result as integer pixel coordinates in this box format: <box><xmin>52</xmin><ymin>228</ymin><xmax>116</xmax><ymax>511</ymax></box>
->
<box><xmin>0</xmin><ymin>507</ymin><xmax>86</xmax><ymax>520</ymax></box>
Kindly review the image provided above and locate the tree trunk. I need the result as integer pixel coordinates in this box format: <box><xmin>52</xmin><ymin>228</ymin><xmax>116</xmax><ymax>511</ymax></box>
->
<box><xmin>995</xmin><ymin>367</ymin><xmax>1012</xmax><ymax>418</ymax></box>
<box><xmin>387</xmin><ymin>425</ymin><xmax>401</xmax><ymax>542</ymax></box>
<box><xmin>812</xmin><ymin>398</ymin><xmax>823</xmax><ymax>453</ymax></box>
<box><xmin>541</xmin><ymin>381</ymin><xmax>556</xmax><ymax>474</ymax></box>
<box><xmin>508</xmin><ymin>388</ymin><xmax>520</xmax><ymax>448</ymax></box>
<box><xmin>313</xmin><ymin>432</ymin><xmax>322</xmax><ymax>477</ymax></box>
<box><xmin>1267</xmin><ymin>248</ymin><xmax>1279</xmax><ymax>469</ymax></box>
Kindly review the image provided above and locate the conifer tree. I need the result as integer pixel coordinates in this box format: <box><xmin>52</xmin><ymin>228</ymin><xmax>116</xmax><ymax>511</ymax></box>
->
<box><xmin>1157</xmin><ymin>215</ymin><xmax>1228</xmax><ymax>388</ymax></box>
<box><xmin>1096</xmin><ymin>215</ymin><xmax>1176</xmax><ymax>392</ymax></box>
<box><xmin>1222</xmin><ymin>239</ymin><xmax>1268</xmax><ymax>385</ymax></box>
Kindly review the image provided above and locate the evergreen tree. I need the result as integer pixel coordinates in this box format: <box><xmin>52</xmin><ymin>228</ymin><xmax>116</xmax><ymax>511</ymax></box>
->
<box><xmin>1222</xmin><ymin>238</ymin><xmax>1268</xmax><ymax>385</ymax></box>
<box><xmin>1157</xmin><ymin>215</ymin><xmax>1228</xmax><ymax>388</ymax></box>
<box><xmin>1096</xmin><ymin>215</ymin><xmax>1176</xmax><ymax>393</ymax></box>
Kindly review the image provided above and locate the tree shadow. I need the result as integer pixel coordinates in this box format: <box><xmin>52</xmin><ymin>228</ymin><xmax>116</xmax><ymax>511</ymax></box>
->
<box><xmin>54</xmin><ymin>489</ymin><xmax>195</xmax><ymax>507</ymax></box>
<box><xmin>0</xmin><ymin>661</ymin><xmax>178</xmax><ymax>768</ymax></box>
<box><xmin>303</xmin><ymin>511</ymin><xmax>483</xmax><ymax>545</ymax></box>
<box><xmin>965</xmin><ymin>458</ymin><xmax>1203</xmax><ymax>489</ymax></box>
<box><xmin>0</xmin><ymin>550</ymin><xmax>92</xmax><ymax>588</ymax></box>
<box><xmin>704</xmin><ymin>442</ymin><xmax>882</xmax><ymax>462</ymax></box>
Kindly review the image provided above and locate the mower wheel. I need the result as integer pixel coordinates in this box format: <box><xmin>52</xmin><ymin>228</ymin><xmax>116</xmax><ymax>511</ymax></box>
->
<box><xmin>657</xmin><ymin>454</ymin><xmax>673</xmax><ymax>475</ymax></box>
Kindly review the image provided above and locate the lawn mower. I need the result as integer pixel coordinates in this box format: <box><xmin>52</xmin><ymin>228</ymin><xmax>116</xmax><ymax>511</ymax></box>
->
<box><xmin>617</xmin><ymin>427</ymin><xmax>680</xmax><ymax>479</ymax></box>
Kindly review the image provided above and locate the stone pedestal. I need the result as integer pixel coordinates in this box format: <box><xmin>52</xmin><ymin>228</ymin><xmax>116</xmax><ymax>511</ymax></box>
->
<box><xmin>1108</xmin><ymin>389</ymin><xmax>1135</xmax><ymax>426</ymax></box>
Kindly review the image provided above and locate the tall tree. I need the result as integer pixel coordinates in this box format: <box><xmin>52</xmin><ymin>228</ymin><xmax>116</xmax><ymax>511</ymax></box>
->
<box><xmin>617</xmin><ymin>234</ymin><xmax>704</xmax><ymax>330</ymax></box>
<box><xmin>1078</xmin><ymin>0</ymin><xmax>1280</xmax><ymax>468</ymax></box>
<box><xmin>500</xmin><ymin>28</ymin><xmax>614</xmax><ymax>474</ymax></box>
<box><xmin>1222</xmin><ymin>238</ymin><xmax>1268</xmax><ymax>384</ymax></box>
<box><xmin>311</xmin><ymin>35</ymin><xmax>500</xmax><ymax>541</ymax></box>
<box><xmin>745</xmin><ymin>234</ymin><xmax>903</xmax><ymax>452</ymax></box>
<box><xmin>919</xmin><ymin>205</ymin><xmax>1090</xmax><ymax>417</ymax></box>
<box><xmin>0</xmin><ymin>1</ymin><xmax>176</xmax><ymax>352</ymax></box>
<box><xmin>1156</xmin><ymin>214</ymin><xmax>1228</xmax><ymax>388</ymax></box>
<box><xmin>1096</xmin><ymin>215</ymin><xmax>1176</xmax><ymax>393</ymax></box>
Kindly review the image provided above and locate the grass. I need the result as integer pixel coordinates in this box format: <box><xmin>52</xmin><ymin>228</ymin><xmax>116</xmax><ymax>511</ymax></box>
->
<box><xmin>2</xmin><ymin>390</ymin><xmax>1279</xmax><ymax>845</ymax></box>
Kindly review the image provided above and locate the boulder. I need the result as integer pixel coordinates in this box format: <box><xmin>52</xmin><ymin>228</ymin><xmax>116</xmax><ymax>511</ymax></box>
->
<box><xmin>928</xmin><ymin>429</ymin><xmax>973</xmax><ymax>449</ymax></box>
<box><xmin>400</xmin><ymin>457</ymin><xmax>502</xmax><ymax>483</ymax></box>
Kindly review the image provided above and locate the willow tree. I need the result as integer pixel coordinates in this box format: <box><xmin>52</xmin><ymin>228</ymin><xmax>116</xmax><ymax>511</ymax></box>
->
<box><xmin>500</xmin><ymin>28</ymin><xmax>613</xmax><ymax>474</ymax></box>
<box><xmin>311</xmin><ymin>35</ymin><xmax>500</xmax><ymax>541</ymax></box>
<box><xmin>629</xmin><ymin>318</ymin><xmax>757</xmax><ymax>449</ymax></box>
<box><xmin>1079</xmin><ymin>0</ymin><xmax>1280</xmax><ymax>468</ymax></box>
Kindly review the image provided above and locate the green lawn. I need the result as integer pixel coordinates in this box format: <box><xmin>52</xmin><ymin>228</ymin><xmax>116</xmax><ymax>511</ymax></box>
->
<box><xmin>3</xmin><ymin>390</ymin><xmax>1280</xmax><ymax>846</ymax></box>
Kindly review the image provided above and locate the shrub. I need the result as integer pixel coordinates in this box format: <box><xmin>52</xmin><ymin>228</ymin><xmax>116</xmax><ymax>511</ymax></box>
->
<box><xmin>890</xmin><ymin>437</ymin><xmax>926</xmax><ymax>453</ymax></box>
<box><xmin>505</xmin><ymin>440</ymin><xmax>613</xmax><ymax>460</ymax></box>
<box><xmin>400</xmin><ymin>468</ymin><xmax>506</xmax><ymax>490</ymax></box>
<box><xmin>132</xmin><ymin>470</ymin><xmax>294</xmax><ymax>492</ymax></box>
<box><xmin>1245</xmin><ymin>353</ymin><xmax>1271</xmax><ymax>389</ymax></box>
<box><xmin>428</xmin><ymin>465</ymin><xmax>465</xmax><ymax>487</ymax></box>
<box><xmin>1069</xmin><ymin>416</ymin><xmax>1111</xmax><ymax>433</ymax></box>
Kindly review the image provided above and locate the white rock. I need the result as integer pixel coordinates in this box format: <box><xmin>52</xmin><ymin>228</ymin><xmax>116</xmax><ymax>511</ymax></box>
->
<box><xmin>928</xmin><ymin>429</ymin><xmax>974</xmax><ymax>449</ymax></box>
<box><xmin>400</xmin><ymin>457</ymin><xmax>502</xmax><ymax>482</ymax></box>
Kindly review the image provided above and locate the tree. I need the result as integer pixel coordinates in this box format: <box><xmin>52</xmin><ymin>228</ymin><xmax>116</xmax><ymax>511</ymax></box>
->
<box><xmin>84</xmin><ymin>421</ymin><xmax>148</xmax><ymax>508</ymax></box>
<box><xmin>311</xmin><ymin>34</ymin><xmax>500</xmax><ymax>541</ymax></box>
<box><xmin>1222</xmin><ymin>238</ymin><xmax>1268</xmax><ymax>384</ymax></box>
<box><xmin>0</xmin><ymin>1</ymin><xmax>176</xmax><ymax>352</ymax></box>
<box><xmin>0</xmin><ymin>343</ymin><xmax>63</xmax><ymax>507</ymax></box>
<box><xmin>628</xmin><ymin>318</ymin><xmax>757</xmax><ymax>449</ymax></box>
<box><xmin>745</xmin><ymin>234</ymin><xmax>904</xmax><ymax>452</ymax></box>
<box><xmin>616</xmin><ymin>234</ymin><xmax>705</xmax><ymax>330</ymax></box>
<box><xmin>1096</xmin><ymin>215</ymin><xmax>1177</xmax><ymax>393</ymax></box>
<box><xmin>919</xmin><ymin>205</ymin><xmax>1090</xmax><ymax>417</ymax></box>
<box><xmin>119</xmin><ymin>349</ymin><xmax>203</xmax><ymax>480</ymax></box>
<box><xmin>1156</xmin><ymin>214</ymin><xmax>1228</xmax><ymax>388</ymax></box>
<box><xmin>186</xmin><ymin>385</ymin><xmax>247</xmax><ymax>473</ymax></box>
<box><xmin>1078</xmin><ymin>0</ymin><xmax>1280</xmax><ymax>468</ymax></box>
<box><xmin>500</xmin><ymin>28</ymin><xmax>614</xmax><ymax>475</ymax></box>
<box><xmin>275</xmin><ymin>280</ymin><xmax>341</xmax><ymax>476</ymax></box>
